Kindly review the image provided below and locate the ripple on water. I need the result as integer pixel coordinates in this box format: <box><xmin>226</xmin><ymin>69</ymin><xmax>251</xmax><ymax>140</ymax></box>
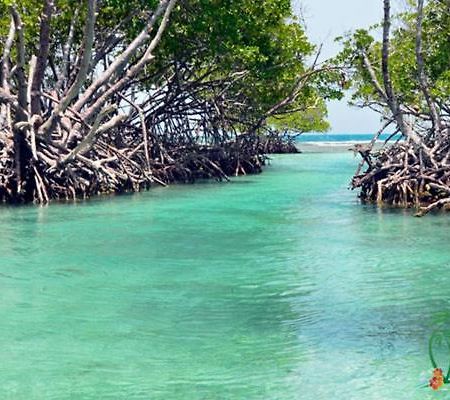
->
<box><xmin>0</xmin><ymin>153</ymin><xmax>449</xmax><ymax>399</ymax></box>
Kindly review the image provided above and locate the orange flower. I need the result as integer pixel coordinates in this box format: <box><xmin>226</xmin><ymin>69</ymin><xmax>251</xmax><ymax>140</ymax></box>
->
<box><xmin>429</xmin><ymin>368</ymin><xmax>444</xmax><ymax>390</ymax></box>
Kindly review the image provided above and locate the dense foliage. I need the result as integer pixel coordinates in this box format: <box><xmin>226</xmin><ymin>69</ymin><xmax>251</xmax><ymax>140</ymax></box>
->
<box><xmin>0</xmin><ymin>0</ymin><xmax>331</xmax><ymax>131</ymax></box>
<box><xmin>337</xmin><ymin>0</ymin><xmax>450</xmax><ymax>117</ymax></box>
<box><xmin>0</xmin><ymin>0</ymin><xmax>334</xmax><ymax>204</ymax></box>
<box><xmin>337</xmin><ymin>0</ymin><xmax>450</xmax><ymax>215</ymax></box>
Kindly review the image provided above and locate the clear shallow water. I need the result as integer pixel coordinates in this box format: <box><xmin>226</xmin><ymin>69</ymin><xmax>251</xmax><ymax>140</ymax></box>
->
<box><xmin>0</xmin><ymin>153</ymin><xmax>449</xmax><ymax>399</ymax></box>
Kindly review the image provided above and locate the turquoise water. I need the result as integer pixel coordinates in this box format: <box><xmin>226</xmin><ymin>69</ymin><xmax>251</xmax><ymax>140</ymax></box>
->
<box><xmin>1</xmin><ymin>153</ymin><xmax>450</xmax><ymax>399</ymax></box>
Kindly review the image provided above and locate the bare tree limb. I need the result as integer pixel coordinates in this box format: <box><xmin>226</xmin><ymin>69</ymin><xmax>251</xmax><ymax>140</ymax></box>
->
<box><xmin>81</xmin><ymin>0</ymin><xmax>177</xmax><ymax>121</ymax></box>
<box><xmin>41</xmin><ymin>0</ymin><xmax>97</xmax><ymax>136</ymax></box>
<box><xmin>73</xmin><ymin>0</ymin><xmax>177</xmax><ymax>113</ymax></box>
<box><xmin>11</xmin><ymin>7</ymin><xmax>28</xmax><ymax>120</ymax></box>
<box><xmin>30</xmin><ymin>0</ymin><xmax>54</xmax><ymax>115</ymax></box>
<box><xmin>55</xmin><ymin>6</ymin><xmax>80</xmax><ymax>93</ymax></box>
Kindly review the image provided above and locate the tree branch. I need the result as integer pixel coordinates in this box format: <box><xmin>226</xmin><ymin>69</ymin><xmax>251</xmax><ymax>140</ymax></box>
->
<box><xmin>73</xmin><ymin>0</ymin><xmax>177</xmax><ymax>113</ymax></box>
<box><xmin>416</xmin><ymin>0</ymin><xmax>442</xmax><ymax>135</ymax></box>
<box><xmin>30</xmin><ymin>0</ymin><xmax>54</xmax><ymax>115</ymax></box>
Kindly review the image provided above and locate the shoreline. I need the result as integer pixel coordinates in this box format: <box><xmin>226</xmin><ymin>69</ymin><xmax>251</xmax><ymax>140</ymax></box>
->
<box><xmin>297</xmin><ymin>141</ymin><xmax>384</xmax><ymax>153</ymax></box>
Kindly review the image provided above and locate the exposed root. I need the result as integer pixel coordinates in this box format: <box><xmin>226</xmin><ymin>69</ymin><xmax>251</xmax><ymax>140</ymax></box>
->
<box><xmin>351</xmin><ymin>131</ymin><xmax>450</xmax><ymax>216</ymax></box>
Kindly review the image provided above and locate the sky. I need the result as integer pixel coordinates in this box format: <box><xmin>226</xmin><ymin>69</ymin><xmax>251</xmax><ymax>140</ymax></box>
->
<box><xmin>292</xmin><ymin>0</ymin><xmax>386</xmax><ymax>134</ymax></box>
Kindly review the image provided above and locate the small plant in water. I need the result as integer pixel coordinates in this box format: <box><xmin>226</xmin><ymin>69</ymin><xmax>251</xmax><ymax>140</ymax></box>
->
<box><xmin>427</xmin><ymin>331</ymin><xmax>450</xmax><ymax>391</ymax></box>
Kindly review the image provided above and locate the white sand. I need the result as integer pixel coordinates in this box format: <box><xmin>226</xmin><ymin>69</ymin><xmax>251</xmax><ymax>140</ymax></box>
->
<box><xmin>297</xmin><ymin>141</ymin><xmax>384</xmax><ymax>153</ymax></box>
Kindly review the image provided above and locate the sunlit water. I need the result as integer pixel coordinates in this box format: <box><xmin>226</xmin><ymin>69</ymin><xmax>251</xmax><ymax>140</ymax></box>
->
<box><xmin>1</xmin><ymin>153</ymin><xmax>450</xmax><ymax>399</ymax></box>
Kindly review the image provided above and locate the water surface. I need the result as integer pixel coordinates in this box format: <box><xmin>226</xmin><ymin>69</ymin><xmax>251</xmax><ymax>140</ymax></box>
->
<box><xmin>1</xmin><ymin>153</ymin><xmax>449</xmax><ymax>399</ymax></box>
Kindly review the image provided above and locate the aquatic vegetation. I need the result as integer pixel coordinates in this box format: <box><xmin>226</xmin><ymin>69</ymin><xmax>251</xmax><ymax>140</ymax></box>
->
<box><xmin>427</xmin><ymin>331</ymin><xmax>450</xmax><ymax>390</ymax></box>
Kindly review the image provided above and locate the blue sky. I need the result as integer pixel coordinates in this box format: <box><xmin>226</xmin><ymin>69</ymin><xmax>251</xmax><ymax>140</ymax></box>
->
<box><xmin>292</xmin><ymin>0</ymin><xmax>385</xmax><ymax>133</ymax></box>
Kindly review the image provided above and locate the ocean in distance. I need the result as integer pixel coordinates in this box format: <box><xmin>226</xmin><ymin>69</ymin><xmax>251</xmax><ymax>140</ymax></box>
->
<box><xmin>297</xmin><ymin>132</ymin><xmax>401</xmax><ymax>143</ymax></box>
<box><xmin>295</xmin><ymin>132</ymin><xmax>403</xmax><ymax>153</ymax></box>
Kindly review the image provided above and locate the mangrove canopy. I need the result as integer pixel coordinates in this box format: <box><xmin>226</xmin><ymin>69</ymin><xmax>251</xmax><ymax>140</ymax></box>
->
<box><xmin>0</xmin><ymin>0</ymin><xmax>337</xmax><ymax>204</ymax></box>
<box><xmin>339</xmin><ymin>0</ymin><xmax>450</xmax><ymax>215</ymax></box>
